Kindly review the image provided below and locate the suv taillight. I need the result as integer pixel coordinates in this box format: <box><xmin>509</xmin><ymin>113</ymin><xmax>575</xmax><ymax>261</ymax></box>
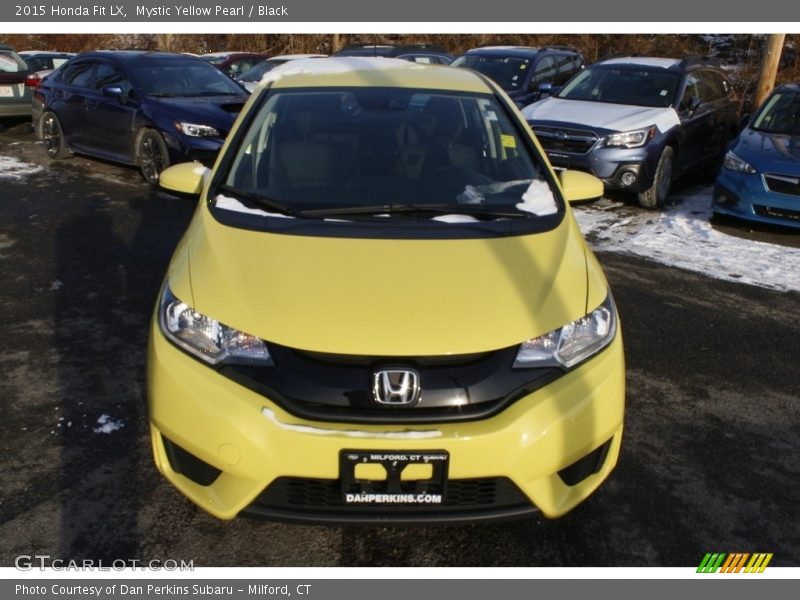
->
<box><xmin>25</xmin><ymin>73</ymin><xmax>41</xmax><ymax>88</ymax></box>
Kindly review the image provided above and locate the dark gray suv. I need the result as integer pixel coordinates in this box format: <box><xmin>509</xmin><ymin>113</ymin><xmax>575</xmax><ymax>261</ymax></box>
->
<box><xmin>523</xmin><ymin>56</ymin><xmax>739</xmax><ymax>208</ymax></box>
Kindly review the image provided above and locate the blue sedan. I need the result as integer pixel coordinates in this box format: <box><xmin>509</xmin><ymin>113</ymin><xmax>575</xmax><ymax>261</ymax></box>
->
<box><xmin>713</xmin><ymin>83</ymin><xmax>800</xmax><ymax>228</ymax></box>
<box><xmin>32</xmin><ymin>51</ymin><xmax>249</xmax><ymax>185</ymax></box>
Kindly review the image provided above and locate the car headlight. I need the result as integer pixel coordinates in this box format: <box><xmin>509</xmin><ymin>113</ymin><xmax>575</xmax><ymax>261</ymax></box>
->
<box><xmin>158</xmin><ymin>285</ymin><xmax>272</xmax><ymax>366</ymax></box>
<box><xmin>601</xmin><ymin>126</ymin><xmax>656</xmax><ymax>149</ymax></box>
<box><xmin>176</xmin><ymin>122</ymin><xmax>221</xmax><ymax>138</ymax></box>
<box><xmin>722</xmin><ymin>150</ymin><xmax>756</xmax><ymax>174</ymax></box>
<box><xmin>514</xmin><ymin>295</ymin><xmax>617</xmax><ymax>369</ymax></box>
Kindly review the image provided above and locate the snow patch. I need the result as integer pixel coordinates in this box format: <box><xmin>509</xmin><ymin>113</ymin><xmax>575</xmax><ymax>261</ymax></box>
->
<box><xmin>517</xmin><ymin>179</ymin><xmax>557</xmax><ymax>215</ymax></box>
<box><xmin>574</xmin><ymin>186</ymin><xmax>800</xmax><ymax>293</ymax></box>
<box><xmin>93</xmin><ymin>414</ymin><xmax>124</xmax><ymax>434</ymax></box>
<box><xmin>214</xmin><ymin>194</ymin><xmax>292</xmax><ymax>218</ymax></box>
<box><xmin>0</xmin><ymin>156</ymin><xmax>44</xmax><ymax>180</ymax></box>
<box><xmin>431</xmin><ymin>214</ymin><xmax>480</xmax><ymax>223</ymax></box>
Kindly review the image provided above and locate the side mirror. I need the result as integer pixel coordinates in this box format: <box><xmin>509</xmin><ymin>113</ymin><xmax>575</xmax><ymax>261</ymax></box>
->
<box><xmin>159</xmin><ymin>162</ymin><xmax>210</xmax><ymax>196</ymax></box>
<box><xmin>688</xmin><ymin>96</ymin><xmax>702</xmax><ymax>113</ymax></box>
<box><xmin>739</xmin><ymin>113</ymin><xmax>751</xmax><ymax>131</ymax></box>
<box><xmin>102</xmin><ymin>85</ymin><xmax>123</xmax><ymax>98</ymax></box>
<box><xmin>537</xmin><ymin>82</ymin><xmax>553</xmax><ymax>94</ymax></box>
<box><xmin>559</xmin><ymin>169</ymin><xmax>604</xmax><ymax>204</ymax></box>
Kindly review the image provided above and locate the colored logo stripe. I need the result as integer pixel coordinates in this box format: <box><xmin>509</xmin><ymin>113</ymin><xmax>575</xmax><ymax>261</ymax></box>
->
<box><xmin>697</xmin><ymin>553</ymin><xmax>773</xmax><ymax>573</ymax></box>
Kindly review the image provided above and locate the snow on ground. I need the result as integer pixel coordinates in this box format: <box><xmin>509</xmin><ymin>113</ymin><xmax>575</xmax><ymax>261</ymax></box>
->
<box><xmin>0</xmin><ymin>156</ymin><xmax>44</xmax><ymax>180</ymax></box>
<box><xmin>93</xmin><ymin>414</ymin><xmax>124</xmax><ymax>434</ymax></box>
<box><xmin>574</xmin><ymin>185</ymin><xmax>800</xmax><ymax>293</ymax></box>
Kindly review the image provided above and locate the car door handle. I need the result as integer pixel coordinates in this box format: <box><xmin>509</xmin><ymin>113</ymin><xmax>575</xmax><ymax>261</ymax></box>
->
<box><xmin>86</xmin><ymin>99</ymin><xmax>99</xmax><ymax>109</ymax></box>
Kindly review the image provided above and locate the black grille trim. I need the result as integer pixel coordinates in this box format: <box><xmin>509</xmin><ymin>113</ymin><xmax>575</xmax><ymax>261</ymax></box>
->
<box><xmin>242</xmin><ymin>476</ymin><xmax>537</xmax><ymax>524</ymax></box>
<box><xmin>754</xmin><ymin>204</ymin><xmax>800</xmax><ymax>222</ymax></box>
<box><xmin>219</xmin><ymin>343</ymin><xmax>562</xmax><ymax>425</ymax></box>
<box><xmin>531</xmin><ymin>125</ymin><xmax>599</xmax><ymax>154</ymax></box>
<box><xmin>763</xmin><ymin>173</ymin><xmax>800</xmax><ymax>197</ymax></box>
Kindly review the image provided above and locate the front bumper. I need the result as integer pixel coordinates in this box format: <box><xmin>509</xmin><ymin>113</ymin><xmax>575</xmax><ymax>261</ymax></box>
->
<box><xmin>545</xmin><ymin>145</ymin><xmax>662</xmax><ymax>193</ymax></box>
<box><xmin>147</xmin><ymin>321</ymin><xmax>625</xmax><ymax>523</ymax></box>
<box><xmin>713</xmin><ymin>169</ymin><xmax>800</xmax><ymax>229</ymax></box>
<box><xmin>161</xmin><ymin>130</ymin><xmax>225</xmax><ymax>167</ymax></box>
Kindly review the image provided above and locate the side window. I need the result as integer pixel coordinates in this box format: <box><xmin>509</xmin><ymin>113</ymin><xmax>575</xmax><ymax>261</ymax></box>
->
<box><xmin>61</xmin><ymin>61</ymin><xmax>94</xmax><ymax>88</ymax></box>
<box><xmin>93</xmin><ymin>63</ymin><xmax>125</xmax><ymax>90</ymax></box>
<box><xmin>531</xmin><ymin>56</ymin><xmax>557</xmax><ymax>87</ymax></box>
<box><xmin>704</xmin><ymin>71</ymin><xmax>730</xmax><ymax>100</ymax></box>
<box><xmin>554</xmin><ymin>55</ymin><xmax>580</xmax><ymax>86</ymax></box>
<box><xmin>680</xmin><ymin>72</ymin><xmax>701</xmax><ymax>111</ymax></box>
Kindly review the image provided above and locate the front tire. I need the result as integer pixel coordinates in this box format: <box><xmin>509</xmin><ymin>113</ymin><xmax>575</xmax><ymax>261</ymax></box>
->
<box><xmin>41</xmin><ymin>112</ymin><xmax>72</xmax><ymax>159</ymax></box>
<box><xmin>136</xmin><ymin>129</ymin><xmax>170</xmax><ymax>186</ymax></box>
<box><xmin>637</xmin><ymin>146</ymin><xmax>674</xmax><ymax>209</ymax></box>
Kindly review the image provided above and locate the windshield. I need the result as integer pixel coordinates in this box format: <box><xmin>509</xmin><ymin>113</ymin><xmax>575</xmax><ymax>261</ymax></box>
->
<box><xmin>220</xmin><ymin>87</ymin><xmax>557</xmax><ymax>219</ymax></box>
<box><xmin>452</xmin><ymin>55</ymin><xmax>531</xmax><ymax>90</ymax></box>
<box><xmin>129</xmin><ymin>61</ymin><xmax>246</xmax><ymax>97</ymax></box>
<box><xmin>752</xmin><ymin>91</ymin><xmax>800</xmax><ymax>135</ymax></box>
<box><xmin>238</xmin><ymin>60</ymin><xmax>283</xmax><ymax>83</ymax></box>
<box><xmin>558</xmin><ymin>66</ymin><xmax>681</xmax><ymax>108</ymax></box>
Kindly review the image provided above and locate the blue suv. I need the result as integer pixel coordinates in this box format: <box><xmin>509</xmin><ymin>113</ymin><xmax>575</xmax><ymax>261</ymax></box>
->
<box><xmin>32</xmin><ymin>51</ymin><xmax>249</xmax><ymax>184</ymax></box>
<box><xmin>523</xmin><ymin>56</ymin><xmax>739</xmax><ymax>208</ymax></box>
<box><xmin>451</xmin><ymin>46</ymin><xmax>584</xmax><ymax>108</ymax></box>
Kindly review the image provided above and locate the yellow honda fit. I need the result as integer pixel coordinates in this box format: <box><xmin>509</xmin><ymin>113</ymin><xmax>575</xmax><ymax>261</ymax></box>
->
<box><xmin>148</xmin><ymin>58</ymin><xmax>625</xmax><ymax>523</ymax></box>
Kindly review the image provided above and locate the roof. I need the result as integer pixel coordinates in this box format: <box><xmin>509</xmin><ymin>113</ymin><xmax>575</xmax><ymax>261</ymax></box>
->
<box><xmin>71</xmin><ymin>50</ymin><xmax>204</xmax><ymax>63</ymax></box>
<box><xmin>463</xmin><ymin>46</ymin><xmax>545</xmax><ymax>59</ymax></box>
<box><xmin>260</xmin><ymin>57</ymin><xmax>491</xmax><ymax>93</ymax></box>
<box><xmin>597</xmin><ymin>57</ymin><xmax>683</xmax><ymax>69</ymax></box>
<box><xmin>268</xmin><ymin>54</ymin><xmax>327</xmax><ymax>61</ymax></box>
<box><xmin>775</xmin><ymin>83</ymin><xmax>800</xmax><ymax>93</ymax></box>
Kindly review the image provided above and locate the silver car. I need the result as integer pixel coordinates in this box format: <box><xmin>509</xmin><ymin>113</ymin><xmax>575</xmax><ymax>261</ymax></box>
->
<box><xmin>0</xmin><ymin>44</ymin><xmax>34</xmax><ymax>118</ymax></box>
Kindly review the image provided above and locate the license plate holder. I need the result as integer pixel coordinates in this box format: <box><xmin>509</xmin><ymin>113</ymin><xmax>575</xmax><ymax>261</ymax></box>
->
<box><xmin>340</xmin><ymin>450</ymin><xmax>449</xmax><ymax>506</ymax></box>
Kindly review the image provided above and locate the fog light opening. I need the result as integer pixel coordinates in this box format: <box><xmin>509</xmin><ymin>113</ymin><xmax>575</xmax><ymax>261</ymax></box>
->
<box><xmin>558</xmin><ymin>438</ymin><xmax>612</xmax><ymax>486</ymax></box>
<box><xmin>619</xmin><ymin>170</ymin><xmax>638</xmax><ymax>188</ymax></box>
<box><xmin>162</xmin><ymin>435</ymin><xmax>222</xmax><ymax>486</ymax></box>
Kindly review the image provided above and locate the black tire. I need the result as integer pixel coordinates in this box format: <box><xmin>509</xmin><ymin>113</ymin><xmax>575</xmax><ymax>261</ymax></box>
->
<box><xmin>136</xmin><ymin>129</ymin><xmax>170</xmax><ymax>186</ymax></box>
<box><xmin>637</xmin><ymin>146</ymin><xmax>674</xmax><ymax>209</ymax></box>
<box><xmin>41</xmin><ymin>112</ymin><xmax>72</xmax><ymax>159</ymax></box>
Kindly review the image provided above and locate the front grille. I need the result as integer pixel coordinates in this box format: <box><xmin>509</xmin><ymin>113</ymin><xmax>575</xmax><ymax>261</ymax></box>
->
<box><xmin>531</xmin><ymin>125</ymin><xmax>599</xmax><ymax>154</ymax></box>
<box><xmin>242</xmin><ymin>476</ymin><xmax>536</xmax><ymax>523</ymax></box>
<box><xmin>763</xmin><ymin>173</ymin><xmax>800</xmax><ymax>197</ymax></box>
<box><xmin>220</xmin><ymin>343</ymin><xmax>561</xmax><ymax>424</ymax></box>
<box><xmin>754</xmin><ymin>204</ymin><xmax>800</xmax><ymax>222</ymax></box>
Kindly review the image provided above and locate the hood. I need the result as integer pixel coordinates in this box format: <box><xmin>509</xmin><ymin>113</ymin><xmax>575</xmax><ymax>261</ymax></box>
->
<box><xmin>523</xmin><ymin>97</ymin><xmax>679</xmax><ymax>135</ymax></box>
<box><xmin>150</xmin><ymin>95</ymin><xmax>247</xmax><ymax>131</ymax></box>
<box><xmin>733</xmin><ymin>127</ymin><xmax>800</xmax><ymax>175</ymax></box>
<box><xmin>175</xmin><ymin>209</ymin><xmax>590</xmax><ymax>357</ymax></box>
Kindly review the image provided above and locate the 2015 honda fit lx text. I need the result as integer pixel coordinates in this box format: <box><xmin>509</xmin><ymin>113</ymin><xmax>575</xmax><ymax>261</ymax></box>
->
<box><xmin>148</xmin><ymin>58</ymin><xmax>625</xmax><ymax>524</ymax></box>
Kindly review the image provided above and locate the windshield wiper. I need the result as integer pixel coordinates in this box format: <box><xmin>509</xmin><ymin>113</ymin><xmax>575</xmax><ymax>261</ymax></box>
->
<box><xmin>298</xmin><ymin>203</ymin><xmax>527</xmax><ymax>219</ymax></box>
<box><xmin>217</xmin><ymin>185</ymin><xmax>298</xmax><ymax>217</ymax></box>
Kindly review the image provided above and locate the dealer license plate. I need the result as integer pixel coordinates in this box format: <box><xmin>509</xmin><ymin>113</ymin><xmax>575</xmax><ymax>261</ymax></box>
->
<box><xmin>0</xmin><ymin>85</ymin><xmax>15</xmax><ymax>98</ymax></box>
<box><xmin>340</xmin><ymin>450</ymin><xmax>449</xmax><ymax>505</ymax></box>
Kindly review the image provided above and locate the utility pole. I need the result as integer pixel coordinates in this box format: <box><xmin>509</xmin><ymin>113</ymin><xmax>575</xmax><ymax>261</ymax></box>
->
<box><xmin>753</xmin><ymin>34</ymin><xmax>786</xmax><ymax>109</ymax></box>
<box><xmin>332</xmin><ymin>34</ymin><xmax>342</xmax><ymax>53</ymax></box>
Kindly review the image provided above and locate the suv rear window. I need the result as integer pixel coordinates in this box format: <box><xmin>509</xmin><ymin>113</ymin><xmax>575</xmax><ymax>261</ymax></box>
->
<box><xmin>452</xmin><ymin>55</ymin><xmax>531</xmax><ymax>90</ymax></box>
<box><xmin>0</xmin><ymin>51</ymin><xmax>28</xmax><ymax>73</ymax></box>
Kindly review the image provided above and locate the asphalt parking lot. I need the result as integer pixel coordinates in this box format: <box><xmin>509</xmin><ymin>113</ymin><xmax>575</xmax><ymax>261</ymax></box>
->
<box><xmin>1</xmin><ymin>118</ymin><xmax>799</xmax><ymax>567</ymax></box>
